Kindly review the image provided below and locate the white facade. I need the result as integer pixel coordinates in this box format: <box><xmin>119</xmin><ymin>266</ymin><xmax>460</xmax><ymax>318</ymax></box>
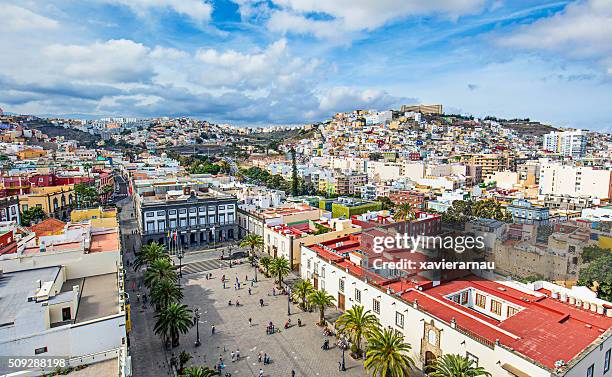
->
<box><xmin>539</xmin><ymin>163</ymin><xmax>611</xmax><ymax>199</ymax></box>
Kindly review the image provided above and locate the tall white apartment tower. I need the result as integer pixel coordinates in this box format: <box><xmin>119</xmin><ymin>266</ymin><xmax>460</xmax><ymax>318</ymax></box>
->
<box><xmin>542</xmin><ymin>130</ymin><xmax>587</xmax><ymax>158</ymax></box>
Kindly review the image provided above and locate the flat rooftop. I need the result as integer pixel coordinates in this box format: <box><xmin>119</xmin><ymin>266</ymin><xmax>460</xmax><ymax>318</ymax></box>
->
<box><xmin>75</xmin><ymin>273</ymin><xmax>120</xmax><ymax>323</ymax></box>
<box><xmin>0</xmin><ymin>266</ymin><xmax>61</xmax><ymax>326</ymax></box>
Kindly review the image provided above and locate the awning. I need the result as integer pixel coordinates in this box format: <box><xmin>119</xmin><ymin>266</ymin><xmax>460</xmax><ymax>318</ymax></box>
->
<box><xmin>501</xmin><ymin>363</ymin><xmax>532</xmax><ymax>377</ymax></box>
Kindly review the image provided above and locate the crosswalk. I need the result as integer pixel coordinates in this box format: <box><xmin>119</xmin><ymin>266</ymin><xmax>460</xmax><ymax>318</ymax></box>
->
<box><xmin>181</xmin><ymin>259</ymin><xmax>229</xmax><ymax>275</ymax></box>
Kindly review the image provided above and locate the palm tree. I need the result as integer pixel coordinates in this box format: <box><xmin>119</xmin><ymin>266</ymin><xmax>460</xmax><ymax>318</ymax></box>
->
<box><xmin>180</xmin><ymin>366</ymin><xmax>218</xmax><ymax>377</ymax></box>
<box><xmin>269</xmin><ymin>256</ymin><xmax>291</xmax><ymax>287</ymax></box>
<box><xmin>154</xmin><ymin>303</ymin><xmax>193</xmax><ymax>347</ymax></box>
<box><xmin>365</xmin><ymin>327</ymin><xmax>414</xmax><ymax>377</ymax></box>
<box><xmin>240</xmin><ymin>234</ymin><xmax>263</xmax><ymax>257</ymax></box>
<box><xmin>393</xmin><ymin>203</ymin><xmax>414</xmax><ymax>222</ymax></box>
<box><xmin>178</xmin><ymin>351</ymin><xmax>192</xmax><ymax>375</ymax></box>
<box><xmin>428</xmin><ymin>354</ymin><xmax>491</xmax><ymax>377</ymax></box>
<box><xmin>150</xmin><ymin>278</ymin><xmax>183</xmax><ymax>310</ymax></box>
<box><xmin>259</xmin><ymin>256</ymin><xmax>272</xmax><ymax>276</ymax></box>
<box><xmin>307</xmin><ymin>290</ymin><xmax>335</xmax><ymax>325</ymax></box>
<box><xmin>335</xmin><ymin>305</ymin><xmax>380</xmax><ymax>358</ymax></box>
<box><xmin>292</xmin><ymin>279</ymin><xmax>315</xmax><ymax>309</ymax></box>
<box><xmin>135</xmin><ymin>242</ymin><xmax>168</xmax><ymax>270</ymax></box>
<box><xmin>144</xmin><ymin>258</ymin><xmax>177</xmax><ymax>289</ymax></box>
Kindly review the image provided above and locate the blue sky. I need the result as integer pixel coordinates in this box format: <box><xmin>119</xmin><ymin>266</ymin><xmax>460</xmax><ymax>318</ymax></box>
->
<box><xmin>1</xmin><ymin>0</ymin><xmax>611</xmax><ymax>131</ymax></box>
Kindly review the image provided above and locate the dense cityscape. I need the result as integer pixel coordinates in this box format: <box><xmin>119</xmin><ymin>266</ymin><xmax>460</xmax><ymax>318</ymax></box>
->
<box><xmin>1</xmin><ymin>1</ymin><xmax>612</xmax><ymax>377</ymax></box>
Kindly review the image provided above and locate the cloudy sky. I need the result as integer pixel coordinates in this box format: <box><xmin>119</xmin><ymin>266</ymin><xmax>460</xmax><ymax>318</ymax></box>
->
<box><xmin>1</xmin><ymin>0</ymin><xmax>611</xmax><ymax>130</ymax></box>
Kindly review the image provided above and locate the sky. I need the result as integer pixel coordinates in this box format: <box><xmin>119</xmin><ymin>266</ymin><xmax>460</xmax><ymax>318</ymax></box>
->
<box><xmin>1</xmin><ymin>0</ymin><xmax>611</xmax><ymax>131</ymax></box>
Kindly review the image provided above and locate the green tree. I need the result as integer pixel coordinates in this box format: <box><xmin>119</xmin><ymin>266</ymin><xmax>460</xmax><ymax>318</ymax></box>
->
<box><xmin>179</xmin><ymin>366</ymin><xmax>218</xmax><ymax>377</ymax></box>
<box><xmin>135</xmin><ymin>242</ymin><xmax>169</xmax><ymax>270</ymax></box>
<box><xmin>259</xmin><ymin>256</ymin><xmax>272</xmax><ymax>276</ymax></box>
<box><xmin>292</xmin><ymin>279</ymin><xmax>314</xmax><ymax>309</ymax></box>
<box><xmin>154</xmin><ymin>303</ymin><xmax>193</xmax><ymax>347</ymax></box>
<box><xmin>269</xmin><ymin>256</ymin><xmax>291</xmax><ymax>287</ymax></box>
<box><xmin>20</xmin><ymin>207</ymin><xmax>47</xmax><ymax>226</ymax></box>
<box><xmin>364</xmin><ymin>327</ymin><xmax>414</xmax><ymax>377</ymax></box>
<box><xmin>392</xmin><ymin>203</ymin><xmax>415</xmax><ymax>222</ymax></box>
<box><xmin>74</xmin><ymin>182</ymin><xmax>99</xmax><ymax>208</ymax></box>
<box><xmin>150</xmin><ymin>279</ymin><xmax>183</xmax><ymax>310</ymax></box>
<box><xmin>239</xmin><ymin>234</ymin><xmax>263</xmax><ymax>257</ymax></box>
<box><xmin>335</xmin><ymin>305</ymin><xmax>380</xmax><ymax>358</ymax></box>
<box><xmin>144</xmin><ymin>258</ymin><xmax>178</xmax><ymax>289</ymax></box>
<box><xmin>377</xmin><ymin>196</ymin><xmax>395</xmax><ymax>211</ymax></box>
<box><xmin>428</xmin><ymin>354</ymin><xmax>491</xmax><ymax>377</ymax></box>
<box><xmin>307</xmin><ymin>290</ymin><xmax>335</xmax><ymax>325</ymax></box>
<box><xmin>581</xmin><ymin>245</ymin><xmax>611</xmax><ymax>263</ymax></box>
<box><xmin>178</xmin><ymin>351</ymin><xmax>192</xmax><ymax>375</ymax></box>
<box><xmin>291</xmin><ymin>147</ymin><xmax>299</xmax><ymax>196</ymax></box>
<box><xmin>578</xmin><ymin>253</ymin><xmax>612</xmax><ymax>301</ymax></box>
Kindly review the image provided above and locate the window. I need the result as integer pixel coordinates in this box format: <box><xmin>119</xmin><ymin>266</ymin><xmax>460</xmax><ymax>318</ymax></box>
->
<box><xmin>169</xmin><ymin>209</ymin><xmax>177</xmax><ymax>215</ymax></box>
<box><xmin>605</xmin><ymin>348</ymin><xmax>610</xmax><ymax>373</ymax></box>
<box><xmin>189</xmin><ymin>217</ymin><xmax>197</xmax><ymax>226</ymax></box>
<box><xmin>179</xmin><ymin>208</ymin><xmax>187</xmax><ymax>214</ymax></box>
<box><xmin>460</xmin><ymin>291</ymin><xmax>469</xmax><ymax>305</ymax></box>
<box><xmin>587</xmin><ymin>364</ymin><xmax>594</xmax><ymax>377</ymax></box>
<box><xmin>157</xmin><ymin>210</ymin><xmax>165</xmax><ymax>216</ymax></box>
<box><xmin>169</xmin><ymin>219</ymin><xmax>177</xmax><ymax>228</ymax></box>
<box><xmin>227</xmin><ymin>204</ymin><xmax>234</xmax><ymax>209</ymax></box>
<box><xmin>373</xmin><ymin>299</ymin><xmax>380</xmax><ymax>314</ymax></box>
<box><xmin>307</xmin><ymin>259</ymin><xmax>311</xmax><ymax>269</ymax></box>
<box><xmin>395</xmin><ymin>312</ymin><xmax>404</xmax><ymax>329</ymax></box>
<box><xmin>339</xmin><ymin>279</ymin><xmax>345</xmax><ymax>293</ymax></box>
<box><xmin>208</xmin><ymin>215</ymin><xmax>215</xmax><ymax>224</ymax></box>
<box><xmin>189</xmin><ymin>207</ymin><xmax>197</xmax><ymax>213</ymax></box>
<box><xmin>199</xmin><ymin>207</ymin><xmax>206</xmax><ymax>212</ymax></box>
<box><xmin>218</xmin><ymin>205</ymin><xmax>225</xmax><ymax>210</ymax></box>
<box><xmin>35</xmin><ymin>346</ymin><xmax>48</xmax><ymax>355</ymax></box>
<box><xmin>507</xmin><ymin>306</ymin><xmax>519</xmax><ymax>317</ymax></box>
<box><xmin>145</xmin><ymin>211</ymin><xmax>154</xmax><ymax>217</ymax></box>
<box><xmin>466</xmin><ymin>352</ymin><xmax>478</xmax><ymax>367</ymax></box>
<box><xmin>355</xmin><ymin>289</ymin><xmax>361</xmax><ymax>303</ymax></box>
<box><xmin>475</xmin><ymin>293</ymin><xmax>486</xmax><ymax>309</ymax></box>
<box><xmin>179</xmin><ymin>218</ymin><xmax>187</xmax><ymax>227</ymax></box>
<box><xmin>320</xmin><ymin>280</ymin><xmax>325</xmax><ymax>290</ymax></box>
<box><xmin>321</xmin><ymin>267</ymin><xmax>325</xmax><ymax>278</ymax></box>
<box><xmin>146</xmin><ymin>221</ymin><xmax>155</xmax><ymax>232</ymax></box>
<box><xmin>490</xmin><ymin>300</ymin><xmax>502</xmax><ymax>316</ymax></box>
<box><xmin>22</xmin><ymin>204</ymin><xmax>28</xmax><ymax>211</ymax></box>
<box><xmin>157</xmin><ymin>220</ymin><xmax>166</xmax><ymax>231</ymax></box>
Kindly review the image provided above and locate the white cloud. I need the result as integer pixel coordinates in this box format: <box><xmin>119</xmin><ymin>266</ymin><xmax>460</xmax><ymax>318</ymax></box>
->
<box><xmin>240</xmin><ymin>0</ymin><xmax>485</xmax><ymax>39</ymax></box>
<box><xmin>0</xmin><ymin>4</ymin><xmax>59</xmax><ymax>31</ymax></box>
<box><xmin>43</xmin><ymin>39</ymin><xmax>153</xmax><ymax>83</ymax></box>
<box><xmin>316</xmin><ymin>87</ymin><xmax>402</xmax><ymax>113</ymax></box>
<box><xmin>498</xmin><ymin>0</ymin><xmax>612</xmax><ymax>73</ymax></box>
<box><xmin>105</xmin><ymin>0</ymin><xmax>213</xmax><ymax>23</ymax></box>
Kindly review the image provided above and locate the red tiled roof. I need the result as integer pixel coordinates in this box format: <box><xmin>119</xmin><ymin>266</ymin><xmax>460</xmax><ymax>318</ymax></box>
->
<box><xmin>28</xmin><ymin>218</ymin><xmax>66</xmax><ymax>237</ymax></box>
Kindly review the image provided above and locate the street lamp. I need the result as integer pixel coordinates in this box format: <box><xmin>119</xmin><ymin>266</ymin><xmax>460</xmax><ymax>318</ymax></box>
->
<box><xmin>339</xmin><ymin>337</ymin><xmax>348</xmax><ymax>371</ymax></box>
<box><xmin>194</xmin><ymin>307</ymin><xmax>201</xmax><ymax>347</ymax></box>
<box><xmin>287</xmin><ymin>287</ymin><xmax>292</xmax><ymax>316</ymax></box>
<box><xmin>177</xmin><ymin>248</ymin><xmax>184</xmax><ymax>279</ymax></box>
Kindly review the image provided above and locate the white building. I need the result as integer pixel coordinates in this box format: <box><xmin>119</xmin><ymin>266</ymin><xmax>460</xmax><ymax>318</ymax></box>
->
<box><xmin>300</xmin><ymin>236</ymin><xmax>612</xmax><ymax>377</ymax></box>
<box><xmin>538</xmin><ymin>163</ymin><xmax>611</xmax><ymax>199</ymax></box>
<box><xmin>543</xmin><ymin>131</ymin><xmax>587</xmax><ymax>159</ymax></box>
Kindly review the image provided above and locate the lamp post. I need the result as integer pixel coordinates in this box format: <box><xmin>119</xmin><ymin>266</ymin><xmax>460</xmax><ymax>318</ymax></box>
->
<box><xmin>194</xmin><ymin>307</ymin><xmax>201</xmax><ymax>347</ymax></box>
<box><xmin>287</xmin><ymin>287</ymin><xmax>291</xmax><ymax>316</ymax></box>
<box><xmin>177</xmin><ymin>248</ymin><xmax>184</xmax><ymax>279</ymax></box>
<box><xmin>339</xmin><ymin>337</ymin><xmax>348</xmax><ymax>371</ymax></box>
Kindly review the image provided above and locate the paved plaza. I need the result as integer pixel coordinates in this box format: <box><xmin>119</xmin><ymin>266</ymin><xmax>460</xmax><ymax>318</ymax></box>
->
<box><xmin>128</xmin><ymin>260</ymin><xmax>369</xmax><ymax>377</ymax></box>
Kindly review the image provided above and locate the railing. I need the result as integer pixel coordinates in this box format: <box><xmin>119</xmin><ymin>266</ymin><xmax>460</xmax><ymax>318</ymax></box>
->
<box><xmin>454</xmin><ymin>324</ymin><xmax>496</xmax><ymax>349</ymax></box>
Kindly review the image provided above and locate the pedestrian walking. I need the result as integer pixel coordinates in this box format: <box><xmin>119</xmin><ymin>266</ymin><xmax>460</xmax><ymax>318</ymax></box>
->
<box><xmin>238</xmin><ymin>282</ymin><xmax>241</xmax><ymax>289</ymax></box>
<box><xmin>248</xmin><ymin>287</ymin><xmax>252</xmax><ymax>295</ymax></box>
<box><xmin>248</xmin><ymin>317</ymin><xmax>252</xmax><ymax>326</ymax></box>
<box><xmin>292</xmin><ymin>370</ymin><xmax>296</xmax><ymax>377</ymax></box>
<box><xmin>338</xmin><ymin>361</ymin><xmax>342</xmax><ymax>371</ymax></box>
<box><xmin>259</xmin><ymin>369</ymin><xmax>264</xmax><ymax>377</ymax></box>
<box><xmin>260</xmin><ymin>298</ymin><xmax>264</xmax><ymax>307</ymax></box>
<box><xmin>245</xmin><ymin>275</ymin><xmax>248</xmax><ymax>281</ymax></box>
<box><xmin>272</xmin><ymin>287</ymin><xmax>276</xmax><ymax>296</ymax></box>
<box><xmin>258</xmin><ymin>351</ymin><xmax>263</xmax><ymax>363</ymax></box>
<box><xmin>230</xmin><ymin>351</ymin><xmax>235</xmax><ymax>362</ymax></box>
<box><xmin>211</xmin><ymin>324</ymin><xmax>216</xmax><ymax>335</ymax></box>
<box><xmin>236</xmin><ymin>348</ymin><xmax>240</xmax><ymax>360</ymax></box>
<box><xmin>263</xmin><ymin>353</ymin><xmax>268</xmax><ymax>365</ymax></box>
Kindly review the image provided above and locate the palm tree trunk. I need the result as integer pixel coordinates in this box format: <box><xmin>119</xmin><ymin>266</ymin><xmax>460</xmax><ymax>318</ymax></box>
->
<box><xmin>319</xmin><ymin>307</ymin><xmax>324</xmax><ymax>325</ymax></box>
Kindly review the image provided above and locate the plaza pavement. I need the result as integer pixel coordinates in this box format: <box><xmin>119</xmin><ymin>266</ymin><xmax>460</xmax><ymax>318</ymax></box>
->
<box><xmin>129</xmin><ymin>260</ymin><xmax>369</xmax><ymax>377</ymax></box>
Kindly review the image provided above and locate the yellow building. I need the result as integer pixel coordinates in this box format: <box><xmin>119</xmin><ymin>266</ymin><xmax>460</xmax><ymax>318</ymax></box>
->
<box><xmin>16</xmin><ymin>148</ymin><xmax>47</xmax><ymax>160</ymax></box>
<box><xmin>71</xmin><ymin>207</ymin><xmax>118</xmax><ymax>228</ymax></box>
<box><xmin>19</xmin><ymin>185</ymin><xmax>75</xmax><ymax>220</ymax></box>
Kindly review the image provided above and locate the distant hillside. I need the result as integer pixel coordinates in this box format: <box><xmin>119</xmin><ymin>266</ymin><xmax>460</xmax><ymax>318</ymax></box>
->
<box><xmin>500</xmin><ymin>120</ymin><xmax>557</xmax><ymax>137</ymax></box>
<box><xmin>26</xmin><ymin>120</ymin><xmax>100</xmax><ymax>146</ymax></box>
